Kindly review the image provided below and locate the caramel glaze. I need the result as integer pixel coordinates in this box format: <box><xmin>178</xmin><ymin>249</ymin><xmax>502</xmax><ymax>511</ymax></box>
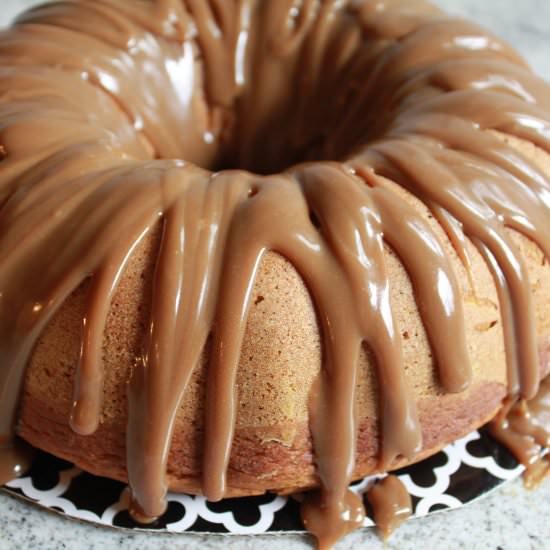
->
<box><xmin>0</xmin><ymin>0</ymin><xmax>549</xmax><ymax>547</ymax></box>
<box><xmin>0</xmin><ymin>437</ymin><xmax>34</xmax><ymax>485</ymax></box>
<box><xmin>490</xmin><ymin>374</ymin><xmax>550</xmax><ymax>488</ymax></box>
<box><xmin>367</xmin><ymin>475</ymin><xmax>412</xmax><ymax>540</ymax></box>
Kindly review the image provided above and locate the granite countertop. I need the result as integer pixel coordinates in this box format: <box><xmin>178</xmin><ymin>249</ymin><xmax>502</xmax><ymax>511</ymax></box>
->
<box><xmin>0</xmin><ymin>1</ymin><xmax>549</xmax><ymax>549</ymax></box>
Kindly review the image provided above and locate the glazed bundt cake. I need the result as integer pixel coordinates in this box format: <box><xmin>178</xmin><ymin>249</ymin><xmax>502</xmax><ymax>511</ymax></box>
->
<box><xmin>1</xmin><ymin>0</ymin><xmax>550</xmax><ymax>547</ymax></box>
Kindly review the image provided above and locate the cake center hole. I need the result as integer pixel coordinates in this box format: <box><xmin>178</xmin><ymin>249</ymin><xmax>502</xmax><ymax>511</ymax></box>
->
<box><xmin>158</xmin><ymin>77</ymin><xmax>385</xmax><ymax>175</ymax></box>
<box><xmin>201</xmin><ymin>98</ymin><xmax>382</xmax><ymax>175</ymax></box>
<box><xmin>142</xmin><ymin>28</ymin><xmax>388</xmax><ymax>174</ymax></box>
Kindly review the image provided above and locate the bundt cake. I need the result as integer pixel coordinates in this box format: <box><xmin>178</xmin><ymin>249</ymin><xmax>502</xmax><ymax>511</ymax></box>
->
<box><xmin>0</xmin><ymin>0</ymin><xmax>550</xmax><ymax>547</ymax></box>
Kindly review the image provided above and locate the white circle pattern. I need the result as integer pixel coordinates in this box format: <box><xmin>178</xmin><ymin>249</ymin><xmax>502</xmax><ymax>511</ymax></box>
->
<box><xmin>3</xmin><ymin>430</ymin><xmax>524</xmax><ymax>534</ymax></box>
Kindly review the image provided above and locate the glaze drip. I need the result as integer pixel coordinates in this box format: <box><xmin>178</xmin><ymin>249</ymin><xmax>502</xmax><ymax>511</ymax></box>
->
<box><xmin>0</xmin><ymin>437</ymin><xmax>34</xmax><ymax>486</ymax></box>
<box><xmin>367</xmin><ymin>475</ymin><xmax>412</xmax><ymax>539</ymax></box>
<box><xmin>490</xmin><ymin>374</ymin><xmax>550</xmax><ymax>487</ymax></box>
<box><xmin>0</xmin><ymin>1</ymin><xmax>549</xmax><ymax>549</ymax></box>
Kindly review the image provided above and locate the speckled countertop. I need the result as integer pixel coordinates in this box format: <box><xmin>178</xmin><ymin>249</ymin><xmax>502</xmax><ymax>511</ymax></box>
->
<box><xmin>0</xmin><ymin>1</ymin><xmax>549</xmax><ymax>549</ymax></box>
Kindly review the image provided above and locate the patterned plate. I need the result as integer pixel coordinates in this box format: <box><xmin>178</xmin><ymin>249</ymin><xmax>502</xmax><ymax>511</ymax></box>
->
<box><xmin>2</xmin><ymin>429</ymin><xmax>524</xmax><ymax>534</ymax></box>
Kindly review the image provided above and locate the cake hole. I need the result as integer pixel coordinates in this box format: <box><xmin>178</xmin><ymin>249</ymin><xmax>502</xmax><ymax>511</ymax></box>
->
<box><xmin>254</xmin><ymin>295</ymin><xmax>265</xmax><ymax>305</ymax></box>
<box><xmin>153</xmin><ymin>41</ymin><xmax>389</xmax><ymax>175</ymax></box>
<box><xmin>474</xmin><ymin>320</ymin><xmax>498</xmax><ymax>332</ymax></box>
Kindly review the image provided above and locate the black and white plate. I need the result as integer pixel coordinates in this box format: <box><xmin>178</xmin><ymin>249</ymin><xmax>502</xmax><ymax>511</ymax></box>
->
<box><xmin>2</xmin><ymin>429</ymin><xmax>524</xmax><ymax>534</ymax></box>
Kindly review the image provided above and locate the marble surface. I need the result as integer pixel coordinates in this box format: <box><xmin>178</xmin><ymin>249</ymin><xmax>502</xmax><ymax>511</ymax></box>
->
<box><xmin>0</xmin><ymin>1</ymin><xmax>549</xmax><ymax>549</ymax></box>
